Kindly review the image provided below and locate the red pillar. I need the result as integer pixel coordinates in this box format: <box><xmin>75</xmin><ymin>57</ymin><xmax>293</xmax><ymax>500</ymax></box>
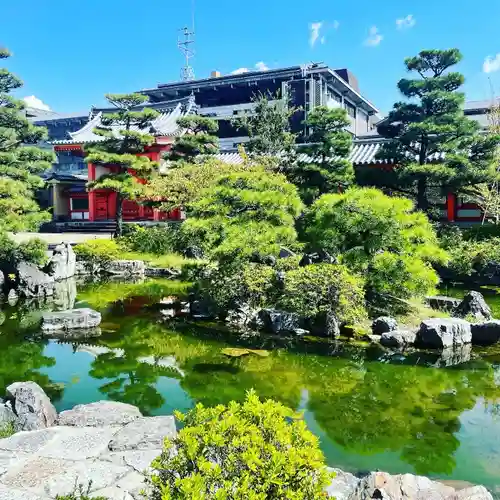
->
<box><xmin>87</xmin><ymin>163</ymin><xmax>95</xmax><ymax>221</ymax></box>
<box><xmin>153</xmin><ymin>209</ymin><xmax>160</xmax><ymax>221</ymax></box>
<box><xmin>446</xmin><ymin>193</ymin><xmax>456</xmax><ymax>222</ymax></box>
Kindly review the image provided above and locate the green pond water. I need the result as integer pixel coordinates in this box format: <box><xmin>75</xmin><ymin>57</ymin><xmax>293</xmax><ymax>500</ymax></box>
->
<box><xmin>2</xmin><ymin>279</ymin><xmax>500</xmax><ymax>494</ymax></box>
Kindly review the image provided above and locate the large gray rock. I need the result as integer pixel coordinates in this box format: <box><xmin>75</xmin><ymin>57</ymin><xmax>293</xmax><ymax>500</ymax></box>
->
<box><xmin>471</xmin><ymin>320</ymin><xmax>500</xmax><ymax>346</ymax></box>
<box><xmin>57</xmin><ymin>401</ymin><xmax>142</xmax><ymax>427</ymax></box>
<box><xmin>108</xmin><ymin>416</ymin><xmax>176</xmax><ymax>451</ymax></box>
<box><xmin>104</xmin><ymin>260</ymin><xmax>145</xmax><ymax>277</ymax></box>
<box><xmin>372</xmin><ymin>316</ymin><xmax>398</xmax><ymax>335</ymax></box>
<box><xmin>426</xmin><ymin>295</ymin><xmax>461</xmax><ymax>312</ymax></box>
<box><xmin>380</xmin><ymin>330</ymin><xmax>417</xmax><ymax>348</ymax></box>
<box><xmin>253</xmin><ymin>309</ymin><xmax>301</xmax><ymax>334</ymax></box>
<box><xmin>6</xmin><ymin>382</ymin><xmax>57</xmax><ymax>431</ymax></box>
<box><xmin>16</xmin><ymin>262</ymin><xmax>55</xmax><ymax>299</ymax></box>
<box><xmin>307</xmin><ymin>310</ymin><xmax>340</xmax><ymax>337</ymax></box>
<box><xmin>0</xmin><ymin>402</ymin><xmax>17</xmax><ymax>427</ymax></box>
<box><xmin>455</xmin><ymin>291</ymin><xmax>492</xmax><ymax>322</ymax></box>
<box><xmin>45</xmin><ymin>243</ymin><xmax>76</xmax><ymax>281</ymax></box>
<box><xmin>41</xmin><ymin>308</ymin><xmax>101</xmax><ymax>332</ymax></box>
<box><xmin>416</xmin><ymin>318</ymin><xmax>472</xmax><ymax>349</ymax></box>
<box><xmin>325</xmin><ymin>468</ymin><xmax>359</xmax><ymax>499</ymax></box>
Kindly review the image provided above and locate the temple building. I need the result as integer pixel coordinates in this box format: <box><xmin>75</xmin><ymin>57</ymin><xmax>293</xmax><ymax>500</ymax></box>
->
<box><xmin>29</xmin><ymin>64</ymin><xmax>499</xmax><ymax>229</ymax></box>
<box><xmin>39</xmin><ymin>96</ymin><xmax>194</xmax><ymax>227</ymax></box>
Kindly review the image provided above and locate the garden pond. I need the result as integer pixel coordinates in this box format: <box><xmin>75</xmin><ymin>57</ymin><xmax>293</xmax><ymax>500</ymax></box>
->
<box><xmin>2</xmin><ymin>278</ymin><xmax>500</xmax><ymax>494</ymax></box>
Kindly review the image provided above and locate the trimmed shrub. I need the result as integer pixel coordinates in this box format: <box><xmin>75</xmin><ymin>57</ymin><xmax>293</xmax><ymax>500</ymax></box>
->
<box><xmin>277</xmin><ymin>263</ymin><xmax>367</xmax><ymax>325</ymax></box>
<box><xmin>304</xmin><ymin>187</ymin><xmax>447</xmax><ymax>301</ymax></box>
<box><xmin>73</xmin><ymin>239</ymin><xmax>120</xmax><ymax>268</ymax></box>
<box><xmin>120</xmin><ymin>224</ymin><xmax>179</xmax><ymax>255</ymax></box>
<box><xmin>149</xmin><ymin>390</ymin><xmax>331</xmax><ymax>499</ymax></box>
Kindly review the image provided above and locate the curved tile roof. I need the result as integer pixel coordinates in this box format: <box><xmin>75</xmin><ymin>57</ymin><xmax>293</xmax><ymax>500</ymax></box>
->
<box><xmin>51</xmin><ymin>96</ymin><xmax>196</xmax><ymax>145</ymax></box>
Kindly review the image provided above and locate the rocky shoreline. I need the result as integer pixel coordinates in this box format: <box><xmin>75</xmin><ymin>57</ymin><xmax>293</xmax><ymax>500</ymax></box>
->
<box><xmin>0</xmin><ymin>381</ymin><xmax>493</xmax><ymax>499</ymax></box>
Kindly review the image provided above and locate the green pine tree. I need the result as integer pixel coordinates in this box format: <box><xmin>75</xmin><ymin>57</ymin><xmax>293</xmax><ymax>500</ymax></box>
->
<box><xmin>85</xmin><ymin>93</ymin><xmax>160</xmax><ymax>237</ymax></box>
<box><xmin>291</xmin><ymin>106</ymin><xmax>354</xmax><ymax>204</ymax></box>
<box><xmin>375</xmin><ymin>49</ymin><xmax>500</xmax><ymax>215</ymax></box>
<box><xmin>0</xmin><ymin>48</ymin><xmax>53</xmax><ymax>232</ymax></box>
<box><xmin>166</xmin><ymin>115</ymin><xmax>219</xmax><ymax>164</ymax></box>
<box><xmin>233</xmin><ymin>92</ymin><xmax>297</xmax><ymax>170</ymax></box>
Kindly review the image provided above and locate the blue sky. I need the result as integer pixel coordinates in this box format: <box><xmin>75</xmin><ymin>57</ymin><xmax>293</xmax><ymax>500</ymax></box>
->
<box><xmin>3</xmin><ymin>0</ymin><xmax>500</xmax><ymax>115</ymax></box>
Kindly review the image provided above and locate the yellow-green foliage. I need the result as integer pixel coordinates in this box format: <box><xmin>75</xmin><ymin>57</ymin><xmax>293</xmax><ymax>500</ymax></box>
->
<box><xmin>149</xmin><ymin>390</ymin><xmax>331</xmax><ymax>499</ymax></box>
<box><xmin>0</xmin><ymin>422</ymin><xmax>14</xmax><ymax>439</ymax></box>
<box><xmin>305</xmin><ymin>187</ymin><xmax>447</xmax><ymax>300</ymax></box>
<box><xmin>0</xmin><ymin>234</ymin><xmax>47</xmax><ymax>267</ymax></box>
<box><xmin>278</xmin><ymin>263</ymin><xmax>367</xmax><ymax>324</ymax></box>
<box><xmin>73</xmin><ymin>239</ymin><xmax>120</xmax><ymax>267</ymax></box>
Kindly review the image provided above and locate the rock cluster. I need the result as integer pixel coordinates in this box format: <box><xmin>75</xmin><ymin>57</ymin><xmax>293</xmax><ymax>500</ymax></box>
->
<box><xmin>327</xmin><ymin>470</ymin><xmax>493</xmax><ymax>500</ymax></box>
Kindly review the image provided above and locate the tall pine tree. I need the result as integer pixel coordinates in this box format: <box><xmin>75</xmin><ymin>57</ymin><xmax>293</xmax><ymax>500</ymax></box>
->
<box><xmin>0</xmin><ymin>48</ymin><xmax>53</xmax><ymax>232</ymax></box>
<box><xmin>292</xmin><ymin>106</ymin><xmax>353</xmax><ymax>204</ymax></box>
<box><xmin>85</xmin><ymin>94</ymin><xmax>160</xmax><ymax>236</ymax></box>
<box><xmin>375</xmin><ymin>49</ymin><xmax>500</xmax><ymax>215</ymax></box>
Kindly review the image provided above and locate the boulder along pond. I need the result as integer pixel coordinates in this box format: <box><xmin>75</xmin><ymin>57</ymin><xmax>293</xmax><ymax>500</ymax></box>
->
<box><xmin>3</xmin><ymin>277</ymin><xmax>500</xmax><ymax>496</ymax></box>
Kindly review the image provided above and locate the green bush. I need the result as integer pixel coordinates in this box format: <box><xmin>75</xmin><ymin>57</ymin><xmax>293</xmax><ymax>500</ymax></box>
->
<box><xmin>277</xmin><ymin>263</ymin><xmax>367</xmax><ymax>325</ymax></box>
<box><xmin>120</xmin><ymin>224</ymin><xmax>179</xmax><ymax>255</ymax></box>
<box><xmin>304</xmin><ymin>187</ymin><xmax>447</xmax><ymax>301</ymax></box>
<box><xmin>443</xmin><ymin>237</ymin><xmax>500</xmax><ymax>276</ymax></box>
<box><xmin>367</xmin><ymin>251</ymin><xmax>440</xmax><ymax>299</ymax></box>
<box><xmin>195</xmin><ymin>262</ymin><xmax>276</xmax><ymax>315</ymax></box>
<box><xmin>0</xmin><ymin>234</ymin><xmax>47</xmax><ymax>268</ymax></box>
<box><xmin>149</xmin><ymin>390</ymin><xmax>331</xmax><ymax>500</ymax></box>
<box><xmin>73</xmin><ymin>239</ymin><xmax>120</xmax><ymax>268</ymax></box>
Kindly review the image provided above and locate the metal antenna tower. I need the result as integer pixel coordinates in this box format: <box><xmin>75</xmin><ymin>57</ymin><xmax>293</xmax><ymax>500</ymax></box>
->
<box><xmin>178</xmin><ymin>26</ymin><xmax>195</xmax><ymax>81</ymax></box>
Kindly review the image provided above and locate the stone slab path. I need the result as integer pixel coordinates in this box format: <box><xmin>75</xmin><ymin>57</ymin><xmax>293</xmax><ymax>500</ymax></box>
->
<box><xmin>0</xmin><ymin>401</ymin><xmax>175</xmax><ymax>499</ymax></box>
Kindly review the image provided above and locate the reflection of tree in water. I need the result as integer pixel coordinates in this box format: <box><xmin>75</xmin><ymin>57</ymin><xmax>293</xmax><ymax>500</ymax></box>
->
<box><xmin>89</xmin><ymin>319</ymin><xmax>182</xmax><ymax>415</ymax></box>
<box><xmin>0</xmin><ymin>306</ymin><xmax>63</xmax><ymax>402</ymax></box>
<box><xmin>307</xmin><ymin>361</ymin><xmax>500</xmax><ymax>476</ymax></box>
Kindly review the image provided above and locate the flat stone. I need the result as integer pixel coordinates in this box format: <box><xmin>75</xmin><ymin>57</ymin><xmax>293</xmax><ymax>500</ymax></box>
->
<box><xmin>6</xmin><ymin>382</ymin><xmax>57</xmax><ymax>432</ymax></box>
<box><xmin>0</xmin><ymin>428</ymin><xmax>61</xmax><ymax>454</ymax></box>
<box><xmin>41</xmin><ymin>308</ymin><xmax>101</xmax><ymax>332</ymax></box>
<box><xmin>425</xmin><ymin>295</ymin><xmax>461</xmax><ymax>312</ymax></box>
<box><xmin>380</xmin><ymin>330</ymin><xmax>417</xmax><ymax>348</ymax></box>
<box><xmin>109</xmin><ymin>416</ymin><xmax>176</xmax><ymax>451</ymax></box>
<box><xmin>0</xmin><ymin>451</ymin><xmax>31</xmax><ymax>476</ymax></box>
<box><xmin>89</xmin><ymin>486</ymin><xmax>135</xmax><ymax>499</ymax></box>
<box><xmin>115</xmin><ymin>470</ymin><xmax>148</xmax><ymax>496</ymax></box>
<box><xmin>37</xmin><ymin>426</ymin><xmax>119</xmax><ymax>460</ymax></box>
<box><xmin>451</xmin><ymin>485</ymin><xmax>493</xmax><ymax>499</ymax></box>
<box><xmin>325</xmin><ymin>467</ymin><xmax>359</xmax><ymax>499</ymax></box>
<box><xmin>58</xmin><ymin>401</ymin><xmax>142</xmax><ymax>427</ymax></box>
<box><xmin>105</xmin><ymin>260</ymin><xmax>145</xmax><ymax>276</ymax></box>
<box><xmin>0</xmin><ymin>483</ymin><xmax>48</xmax><ymax>500</ymax></box>
<box><xmin>101</xmin><ymin>449</ymin><xmax>162</xmax><ymax>474</ymax></box>
<box><xmin>43</xmin><ymin>460</ymin><xmax>130</xmax><ymax>498</ymax></box>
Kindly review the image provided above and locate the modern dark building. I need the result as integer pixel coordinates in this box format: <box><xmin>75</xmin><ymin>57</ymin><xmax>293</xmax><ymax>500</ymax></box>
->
<box><xmin>140</xmin><ymin>63</ymin><xmax>380</xmax><ymax>150</ymax></box>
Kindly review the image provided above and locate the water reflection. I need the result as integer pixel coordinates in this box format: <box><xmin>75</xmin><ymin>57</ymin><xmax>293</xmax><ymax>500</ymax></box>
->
<box><xmin>1</xmin><ymin>279</ymin><xmax>500</xmax><ymax>491</ymax></box>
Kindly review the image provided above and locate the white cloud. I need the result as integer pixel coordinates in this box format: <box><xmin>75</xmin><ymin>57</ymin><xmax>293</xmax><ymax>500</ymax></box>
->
<box><xmin>309</xmin><ymin>22</ymin><xmax>323</xmax><ymax>47</ymax></box>
<box><xmin>396</xmin><ymin>14</ymin><xmax>416</xmax><ymax>30</ymax></box>
<box><xmin>255</xmin><ymin>61</ymin><xmax>269</xmax><ymax>71</ymax></box>
<box><xmin>332</xmin><ymin>20</ymin><xmax>340</xmax><ymax>30</ymax></box>
<box><xmin>320</xmin><ymin>36</ymin><xmax>326</xmax><ymax>45</ymax></box>
<box><xmin>364</xmin><ymin>26</ymin><xmax>383</xmax><ymax>47</ymax></box>
<box><xmin>483</xmin><ymin>54</ymin><xmax>500</xmax><ymax>73</ymax></box>
<box><xmin>231</xmin><ymin>67</ymin><xmax>249</xmax><ymax>75</ymax></box>
<box><xmin>23</xmin><ymin>95</ymin><xmax>51</xmax><ymax>111</ymax></box>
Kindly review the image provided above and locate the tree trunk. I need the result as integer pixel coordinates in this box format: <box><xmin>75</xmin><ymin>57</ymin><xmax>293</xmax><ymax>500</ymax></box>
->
<box><xmin>115</xmin><ymin>193</ymin><xmax>124</xmax><ymax>237</ymax></box>
<box><xmin>416</xmin><ymin>177</ymin><xmax>428</xmax><ymax>212</ymax></box>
